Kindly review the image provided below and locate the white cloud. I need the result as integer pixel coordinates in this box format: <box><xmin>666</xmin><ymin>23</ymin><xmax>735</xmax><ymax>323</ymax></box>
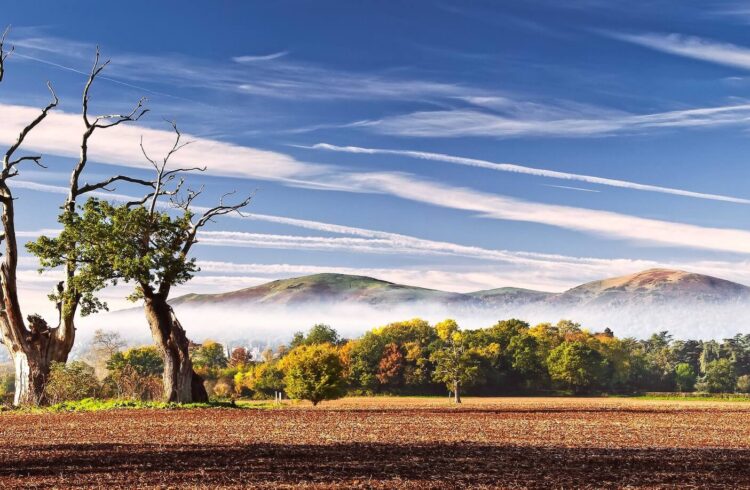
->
<box><xmin>361</xmin><ymin>103</ymin><xmax>750</xmax><ymax>138</ymax></box>
<box><xmin>609</xmin><ymin>32</ymin><xmax>750</xmax><ymax>71</ymax></box>
<box><xmin>232</xmin><ymin>51</ymin><xmax>289</xmax><ymax>63</ymax></box>
<box><xmin>0</xmin><ymin>104</ymin><xmax>324</xmax><ymax>183</ymax></box>
<box><xmin>6</xmin><ymin>103</ymin><xmax>750</xmax><ymax>256</ymax></box>
<box><xmin>10</xmin><ymin>33</ymin><xmax>472</xmax><ymax>101</ymax></box>
<box><xmin>310</xmin><ymin>143</ymin><xmax>750</xmax><ymax>204</ymax></box>
<box><xmin>338</xmin><ymin>172</ymin><xmax>750</xmax><ymax>255</ymax></box>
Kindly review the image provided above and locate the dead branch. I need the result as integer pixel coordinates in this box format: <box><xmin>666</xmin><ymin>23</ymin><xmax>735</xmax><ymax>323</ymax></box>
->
<box><xmin>0</xmin><ymin>26</ymin><xmax>13</xmax><ymax>83</ymax></box>
<box><xmin>2</xmin><ymin>82</ymin><xmax>58</xmax><ymax>182</ymax></box>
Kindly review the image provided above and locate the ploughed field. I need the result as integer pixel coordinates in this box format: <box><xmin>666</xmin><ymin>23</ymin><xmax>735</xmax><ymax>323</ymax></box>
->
<box><xmin>2</xmin><ymin>397</ymin><xmax>750</xmax><ymax>488</ymax></box>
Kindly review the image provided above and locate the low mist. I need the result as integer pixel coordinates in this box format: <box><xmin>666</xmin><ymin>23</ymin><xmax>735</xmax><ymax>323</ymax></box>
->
<box><xmin>75</xmin><ymin>299</ymin><xmax>750</xmax><ymax>348</ymax></box>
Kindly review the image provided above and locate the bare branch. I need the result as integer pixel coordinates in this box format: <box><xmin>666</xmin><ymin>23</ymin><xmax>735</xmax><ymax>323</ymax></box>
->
<box><xmin>0</xmin><ymin>25</ymin><xmax>14</xmax><ymax>83</ymax></box>
<box><xmin>79</xmin><ymin>175</ymin><xmax>156</xmax><ymax>195</ymax></box>
<box><xmin>65</xmin><ymin>48</ymin><xmax>153</xmax><ymax>215</ymax></box>
<box><xmin>2</xmin><ymin>82</ymin><xmax>58</xmax><ymax>180</ymax></box>
<box><xmin>170</xmin><ymin>185</ymin><xmax>204</xmax><ymax>211</ymax></box>
<box><xmin>185</xmin><ymin>191</ymin><xmax>254</xmax><ymax>252</ymax></box>
<box><xmin>91</xmin><ymin>97</ymin><xmax>148</xmax><ymax>129</ymax></box>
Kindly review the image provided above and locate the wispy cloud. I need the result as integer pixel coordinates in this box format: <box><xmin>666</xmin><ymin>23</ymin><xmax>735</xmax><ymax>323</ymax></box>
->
<box><xmin>309</xmin><ymin>143</ymin><xmax>750</xmax><ymax>204</ymax></box>
<box><xmin>10</xmin><ymin>32</ymin><xmax>473</xmax><ymax>102</ymax></box>
<box><xmin>337</xmin><ymin>172</ymin><xmax>750</xmax><ymax>255</ymax></box>
<box><xmin>608</xmin><ymin>31</ymin><xmax>750</xmax><ymax>71</ymax></box>
<box><xmin>232</xmin><ymin>51</ymin><xmax>289</xmax><ymax>63</ymax></box>
<box><xmin>9</xmin><ymin>112</ymin><xmax>750</xmax><ymax>256</ymax></box>
<box><xmin>541</xmin><ymin>184</ymin><xmax>600</xmax><ymax>193</ymax></box>
<box><xmin>0</xmin><ymin>104</ymin><xmax>324</xmax><ymax>183</ymax></box>
<box><xmin>360</xmin><ymin>102</ymin><xmax>750</xmax><ymax>138</ymax></box>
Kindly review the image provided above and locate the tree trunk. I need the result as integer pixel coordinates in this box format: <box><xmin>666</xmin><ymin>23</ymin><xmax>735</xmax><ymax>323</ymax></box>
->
<box><xmin>143</xmin><ymin>295</ymin><xmax>208</xmax><ymax>403</ymax></box>
<box><xmin>454</xmin><ymin>380</ymin><xmax>461</xmax><ymax>404</ymax></box>
<box><xmin>3</xmin><ymin>314</ymin><xmax>72</xmax><ymax>406</ymax></box>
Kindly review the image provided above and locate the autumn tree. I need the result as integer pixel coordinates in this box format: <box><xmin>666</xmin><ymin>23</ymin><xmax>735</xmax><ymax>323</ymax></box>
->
<box><xmin>228</xmin><ymin>346</ymin><xmax>252</xmax><ymax>368</ymax></box>
<box><xmin>376</xmin><ymin>342</ymin><xmax>405</xmax><ymax>389</ymax></box>
<box><xmin>430</xmin><ymin>319</ymin><xmax>480</xmax><ymax>403</ymax></box>
<box><xmin>35</xmin><ymin>123</ymin><xmax>251</xmax><ymax>402</ymax></box>
<box><xmin>280</xmin><ymin>343</ymin><xmax>345</xmax><ymax>405</ymax></box>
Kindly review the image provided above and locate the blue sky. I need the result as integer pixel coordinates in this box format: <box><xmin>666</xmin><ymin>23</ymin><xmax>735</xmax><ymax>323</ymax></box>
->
<box><xmin>5</xmin><ymin>0</ymin><xmax>750</xmax><ymax>315</ymax></box>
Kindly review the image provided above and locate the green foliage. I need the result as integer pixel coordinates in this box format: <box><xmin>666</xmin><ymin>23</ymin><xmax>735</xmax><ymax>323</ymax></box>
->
<box><xmin>430</xmin><ymin>320</ymin><xmax>481</xmax><ymax>395</ymax></box>
<box><xmin>547</xmin><ymin>341</ymin><xmax>606</xmax><ymax>394</ymax></box>
<box><xmin>192</xmin><ymin>341</ymin><xmax>228</xmax><ymax>370</ymax></box>
<box><xmin>44</xmin><ymin>361</ymin><xmax>100</xmax><ymax>404</ymax></box>
<box><xmin>107</xmin><ymin>346</ymin><xmax>164</xmax><ymax>376</ymax></box>
<box><xmin>104</xmin><ymin>346</ymin><xmax>164</xmax><ymax>401</ymax></box>
<box><xmin>235</xmin><ymin>362</ymin><xmax>285</xmax><ymax>399</ymax></box>
<box><xmin>280</xmin><ymin>344</ymin><xmax>345</xmax><ymax>405</ymax></box>
<box><xmin>674</xmin><ymin>363</ymin><xmax>697</xmax><ymax>392</ymax></box>
<box><xmin>697</xmin><ymin>359</ymin><xmax>737</xmax><ymax>393</ymax></box>
<box><xmin>45</xmin><ymin>398</ymin><xmax>238</xmax><ymax>412</ymax></box>
<box><xmin>30</xmin><ymin>198</ymin><xmax>199</xmax><ymax>303</ymax></box>
<box><xmin>290</xmin><ymin>324</ymin><xmax>341</xmax><ymax>349</ymax></box>
<box><xmin>0</xmin><ymin>365</ymin><xmax>14</xmax><ymax>404</ymax></box>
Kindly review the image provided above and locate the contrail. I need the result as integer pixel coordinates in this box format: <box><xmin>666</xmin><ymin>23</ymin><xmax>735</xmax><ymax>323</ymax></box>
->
<box><xmin>307</xmin><ymin>143</ymin><xmax>750</xmax><ymax>204</ymax></box>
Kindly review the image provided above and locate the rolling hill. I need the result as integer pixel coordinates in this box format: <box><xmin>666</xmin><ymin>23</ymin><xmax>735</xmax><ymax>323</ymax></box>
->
<box><xmin>169</xmin><ymin>268</ymin><xmax>750</xmax><ymax>310</ymax></box>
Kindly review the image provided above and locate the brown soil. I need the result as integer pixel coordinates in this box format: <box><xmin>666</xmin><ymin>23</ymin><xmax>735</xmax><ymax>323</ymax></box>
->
<box><xmin>1</xmin><ymin>397</ymin><xmax>749</xmax><ymax>488</ymax></box>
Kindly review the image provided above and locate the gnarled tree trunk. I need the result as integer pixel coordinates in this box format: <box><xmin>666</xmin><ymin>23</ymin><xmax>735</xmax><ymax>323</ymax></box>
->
<box><xmin>144</xmin><ymin>294</ymin><xmax>207</xmax><ymax>403</ymax></box>
<box><xmin>3</xmin><ymin>315</ymin><xmax>72</xmax><ymax>405</ymax></box>
<box><xmin>453</xmin><ymin>380</ymin><xmax>461</xmax><ymax>404</ymax></box>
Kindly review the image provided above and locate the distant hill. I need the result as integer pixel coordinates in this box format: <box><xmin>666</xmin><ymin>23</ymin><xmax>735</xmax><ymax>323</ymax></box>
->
<box><xmin>467</xmin><ymin>287</ymin><xmax>553</xmax><ymax>306</ymax></box>
<box><xmin>171</xmin><ymin>273</ymin><xmax>474</xmax><ymax>307</ymax></box>
<box><xmin>552</xmin><ymin>268</ymin><xmax>750</xmax><ymax>308</ymax></box>
<box><xmin>169</xmin><ymin>268</ymin><xmax>750</xmax><ymax>311</ymax></box>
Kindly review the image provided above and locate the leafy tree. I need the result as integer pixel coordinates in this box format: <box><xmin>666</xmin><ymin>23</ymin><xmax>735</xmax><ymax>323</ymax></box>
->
<box><xmin>430</xmin><ymin>319</ymin><xmax>480</xmax><ymax>403</ymax></box>
<box><xmin>280</xmin><ymin>344</ymin><xmax>345</xmax><ymax>405</ymax></box>
<box><xmin>697</xmin><ymin>359</ymin><xmax>736</xmax><ymax>393</ymax></box>
<box><xmin>547</xmin><ymin>341</ymin><xmax>605</xmax><ymax>394</ymax></box>
<box><xmin>674</xmin><ymin>363</ymin><xmax>697</xmax><ymax>392</ymax></box>
<box><xmin>192</xmin><ymin>341</ymin><xmax>228</xmax><ymax>371</ymax></box>
<box><xmin>290</xmin><ymin>324</ymin><xmax>341</xmax><ymax>348</ymax></box>
<box><xmin>38</xmin><ymin>123</ymin><xmax>252</xmax><ymax>403</ymax></box>
<box><xmin>508</xmin><ymin>333</ymin><xmax>544</xmax><ymax>382</ymax></box>
<box><xmin>376</xmin><ymin>343</ymin><xmax>405</xmax><ymax>389</ymax></box>
<box><xmin>0</xmin><ymin>37</ymin><xmax>155</xmax><ymax>406</ymax></box>
<box><xmin>347</xmin><ymin>333</ymin><xmax>387</xmax><ymax>393</ymax></box>
<box><xmin>228</xmin><ymin>347</ymin><xmax>252</xmax><ymax>368</ymax></box>
<box><xmin>107</xmin><ymin>346</ymin><xmax>164</xmax><ymax>376</ymax></box>
<box><xmin>251</xmin><ymin>362</ymin><xmax>286</xmax><ymax>398</ymax></box>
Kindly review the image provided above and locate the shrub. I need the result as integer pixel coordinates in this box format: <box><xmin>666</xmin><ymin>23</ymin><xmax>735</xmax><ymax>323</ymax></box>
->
<box><xmin>104</xmin><ymin>365</ymin><xmax>163</xmax><ymax>401</ymax></box>
<box><xmin>44</xmin><ymin>361</ymin><xmax>100</xmax><ymax>404</ymax></box>
<box><xmin>212</xmin><ymin>379</ymin><xmax>233</xmax><ymax>399</ymax></box>
<box><xmin>0</xmin><ymin>365</ymin><xmax>14</xmax><ymax>404</ymax></box>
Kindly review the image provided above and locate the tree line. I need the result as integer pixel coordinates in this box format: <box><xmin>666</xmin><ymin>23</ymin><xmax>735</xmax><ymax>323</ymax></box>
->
<box><xmin>9</xmin><ymin>318</ymin><xmax>750</xmax><ymax>406</ymax></box>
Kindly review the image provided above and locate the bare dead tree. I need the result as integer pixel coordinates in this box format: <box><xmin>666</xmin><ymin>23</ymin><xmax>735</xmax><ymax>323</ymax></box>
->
<box><xmin>0</xmin><ymin>26</ymin><xmax>60</xmax><ymax>405</ymax></box>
